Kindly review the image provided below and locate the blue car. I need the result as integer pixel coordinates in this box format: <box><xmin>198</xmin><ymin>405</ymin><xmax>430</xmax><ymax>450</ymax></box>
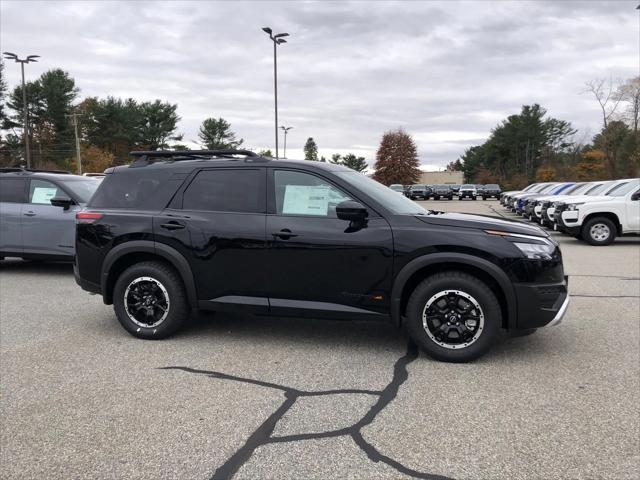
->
<box><xmin>516</xmin><ymin>182</ymin><xmax>574</xmax><ymax>215</ymax></box>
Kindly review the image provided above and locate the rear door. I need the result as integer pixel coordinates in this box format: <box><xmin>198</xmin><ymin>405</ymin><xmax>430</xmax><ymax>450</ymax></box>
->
<box><xmin>0</xmin><ymin>177</ymin><xmax>27</xmax><ymax>255</ymax></box>
<box><xmin>264</xmin><ymin>168</ymin><xmax>394</xmax><ymax>319</ymax></box>
<box><xmin>153</xmin><ymin>167</ymin><xmax>268</xmax><ymax>311</ymax></box>
<box><xmin>626</xmin><ymin>187</ymin><xmax>640</xmax><ymax>232</ymax></box>
<box><xmin>21</xmin><ymin>178</ymin><xmax>79</xmax><ymax>257</ymax></box>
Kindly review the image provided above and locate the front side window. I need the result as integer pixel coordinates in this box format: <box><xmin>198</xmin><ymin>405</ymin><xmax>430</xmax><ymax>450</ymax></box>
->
<box><xmin>29</xmin><ymin>179</ymin><xmax>69</xmax><ymax>204</ymax></box>
<box><xmin>182</xmin><ymin>169</ymin><xmax>263</xmax><ymax>213</ymax></box>
<box><xmin>274</xmin><ymin>170</ymin><xmax>352</xmax><ymax>218</ymax></box>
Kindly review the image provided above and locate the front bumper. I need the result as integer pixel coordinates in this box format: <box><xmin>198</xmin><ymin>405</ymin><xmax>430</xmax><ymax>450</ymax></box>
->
<box><xmin>514</xmin><ymin>275</ymin><xmax>569</xmax><ymax>329</ymax></box>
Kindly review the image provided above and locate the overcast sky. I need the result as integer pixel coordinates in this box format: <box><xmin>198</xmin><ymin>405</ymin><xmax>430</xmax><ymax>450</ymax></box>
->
<box><xmin>1</xmin><ymin>0</ymin><xmax>638</xmax><ymax>169</ymax></box>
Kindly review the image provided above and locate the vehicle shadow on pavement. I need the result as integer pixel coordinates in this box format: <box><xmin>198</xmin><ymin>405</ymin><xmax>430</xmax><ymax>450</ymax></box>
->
<box><xmin>0</xmin><ymin>259</ymin><xmax>73</xmax><ymax>275</ymax></box>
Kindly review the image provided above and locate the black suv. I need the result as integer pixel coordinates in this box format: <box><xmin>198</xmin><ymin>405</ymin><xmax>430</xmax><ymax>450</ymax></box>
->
<box><xmin>481</xmin><ymin>184</ymin><xmax>502</xmax><ymax>200</ymax></box>
<box><xmin>409</xmin><ymin>184</ymin><xmax>431</xmax><ymax>200</ymax></box>
<box><xmin>75</xmin><ymin>150</ymin><xmax>569</xmax><ymax>362</ymax></box>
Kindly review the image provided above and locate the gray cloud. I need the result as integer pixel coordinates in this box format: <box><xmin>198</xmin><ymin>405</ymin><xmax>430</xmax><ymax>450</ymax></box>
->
<box><xmin>1</xmin><ymin>0</ymin><xmax>638</xmax><ymax>166</ymax></box>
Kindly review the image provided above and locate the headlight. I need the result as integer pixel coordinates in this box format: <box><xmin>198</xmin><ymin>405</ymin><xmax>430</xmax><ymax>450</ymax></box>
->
<box><xmin>567</xmin><ymin>203</ymin><xmax>583</xmax><ymax>211</ymax></box>
<box><xmin>512</xmin><ymin>242</ymin><xmax>555</xmax><ymax>260</ymax></box>
<box><xmin>485</xmin><ymin>230</ymin><xmax>556</xmax><ymax>260</ymax></box>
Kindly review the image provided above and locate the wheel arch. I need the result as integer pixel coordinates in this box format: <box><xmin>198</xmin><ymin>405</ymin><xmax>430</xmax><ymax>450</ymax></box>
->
<box><xmin>391</xmin><ymin>253</ymin><xmax>517</xmax><ymax>329</ymax></box>
<box><xmin>101</xmin><ymin>241</ymin><xmax>198</xmax><ymax>308</ymax></box>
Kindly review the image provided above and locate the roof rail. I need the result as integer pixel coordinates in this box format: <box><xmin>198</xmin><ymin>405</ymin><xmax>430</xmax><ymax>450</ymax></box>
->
<box><xmin>0</xmin><ymin>167</ymin><xmax>71</xmax><ymax>174</ymax></box>
<box><xmin>128</xmin><ymin>149</ymin><xmax>261</xmax><ymax>166</ymax></box>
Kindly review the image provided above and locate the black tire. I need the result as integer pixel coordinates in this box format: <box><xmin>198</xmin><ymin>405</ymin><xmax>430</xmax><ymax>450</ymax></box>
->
<box><xmin>581</xmin><ymin>217</ymin><xmax>616</xmax><ymax>246</ymax></box>
<box><xmin>405</xmin><ymin>271</ymin><xmax>501</xmax><ymax>362</ymax></box>
<box><xmin>458</xmin><ymin>197</ymin><xmax>462</xmax><ymax>201</ymax></box>
<box><xmin>482</xmin><ymin>196</ymin><xmax>486</xmax><ymax>201</ymax></box>
<box><xmin>434</xmin><ymin>196</ymin><xmax>440</xmax><ymax>200</ymax></box>
<box><xmin>113</xmin><ymin>261</ymin><xmax>189</xmax><ymax>339</ymax></box>
<box><xmin>472</xmin><ymin>197</ymin><xmax>477</xmax><ymax>201</ymax></box>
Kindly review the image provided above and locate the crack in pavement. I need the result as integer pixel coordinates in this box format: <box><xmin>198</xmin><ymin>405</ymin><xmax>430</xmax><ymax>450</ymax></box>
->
<box><xmin>161</xmin><ymin>343</ymin><xmax>452</xmax><ymax>480</ymax></box>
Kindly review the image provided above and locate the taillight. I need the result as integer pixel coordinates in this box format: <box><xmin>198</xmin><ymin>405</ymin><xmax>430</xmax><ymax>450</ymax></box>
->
<box><xmin>76</xmin><ymin>212</ymin><xmax>103</xmax><ymax>224</ymax></box>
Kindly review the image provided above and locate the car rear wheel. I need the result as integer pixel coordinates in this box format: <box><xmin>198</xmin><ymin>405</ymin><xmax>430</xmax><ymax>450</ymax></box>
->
<box><xmin>113</xmin><ymin>261</ymin><xmax>189</xmax><ymax>339</ymax></box>
<box><xmin>405</xmin><ymin>271</ymin><xmax>501</xmax><ymax>362</ymax></box>
<box><xmin>582</xmin><ymin>217</ymin><xmax>616</xmax><ymax>246</ymax></box>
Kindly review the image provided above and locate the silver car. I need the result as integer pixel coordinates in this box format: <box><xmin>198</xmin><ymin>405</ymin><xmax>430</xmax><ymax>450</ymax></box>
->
<box><xmin>0</xmin><ymin>169</ymin><xmax>100</xmax><ymax>261</ymax></box>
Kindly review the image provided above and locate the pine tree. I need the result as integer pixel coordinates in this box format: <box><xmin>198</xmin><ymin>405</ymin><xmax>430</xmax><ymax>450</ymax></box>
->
<box><xmin>198</xmin><ymin>117</ymin><xmax>243</xmax><ymax>149</ymax></box>
<box><xmin>304</xmin><ymin>137</ymin><xmax>318</xmax><ymax>161</ymax></box>
<box><xmin>372</xmin><ymin>128</ymin><xmax>421</xmax><ymax>185</ymax></box>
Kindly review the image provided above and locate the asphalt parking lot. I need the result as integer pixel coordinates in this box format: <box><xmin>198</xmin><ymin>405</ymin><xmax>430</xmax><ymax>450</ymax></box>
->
<box><xmin>1</xmin><ymin>199</ymin><xmax>639</xmax><ymax>480</ymax></box>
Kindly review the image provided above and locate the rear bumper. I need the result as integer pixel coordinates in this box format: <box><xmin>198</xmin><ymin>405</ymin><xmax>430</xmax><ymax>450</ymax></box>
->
<box><xmin>514</xmin><ymin>275</ymin><xmax>569</xmax><ymax>329</ymax></box>
<box><xmin>74</xmin><ymin>259</ymin><xmax>101</xmax><ymax>295</ymax></box>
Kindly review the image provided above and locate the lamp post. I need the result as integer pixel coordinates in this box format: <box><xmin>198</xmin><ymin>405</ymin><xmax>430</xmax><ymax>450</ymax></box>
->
<box><xmin>280</xmin><ymin>126</ymin><xmax>292</xmax><ymax>158</ymax></box>
<box><xmin>3</xmin><ymin>52</ymin><xmax>39</xmax><ymax>168</ymax></box>
<box><xmin>262</xmin><ymin>27</ymin><xmax>289</xmax><ymax>159</ymax></box>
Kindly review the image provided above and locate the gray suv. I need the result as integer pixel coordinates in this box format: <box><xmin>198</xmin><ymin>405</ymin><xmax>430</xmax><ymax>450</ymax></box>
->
<box><xmin>0</xmin><ymin>169</ymin><xmax>100</xmax><ymax>261</ymax></box>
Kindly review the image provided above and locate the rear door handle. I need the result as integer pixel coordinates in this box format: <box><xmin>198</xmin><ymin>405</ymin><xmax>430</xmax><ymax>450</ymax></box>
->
<box><xmin>24</xmin><ymin>211</ymin><xmax>36</xmax><ymax>217</ymax></box>
<box><xmin>160</xmin><ymin>222</ymin><xmax>185</xmax><ymax>230</ymax></box>
<box><xmin>272</xmin><ymin>229</ymin><xmax>298</xmax><ymax>240</ymax></box>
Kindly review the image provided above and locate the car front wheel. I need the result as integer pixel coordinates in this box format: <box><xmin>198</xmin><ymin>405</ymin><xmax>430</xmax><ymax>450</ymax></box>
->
<box><xmin>113</xmin><ymin>261</ymin><xmax>189</xmax><ymax>339</ymax></box>
<box><xmin>405</xmin><ymin>271</ymin><xmax>501</xmax><ymax>362</ymax></box>
<box><xmin>582</xmin><ymin>217</ymin><xmax>616</xmax><ymax>246</ymax></box>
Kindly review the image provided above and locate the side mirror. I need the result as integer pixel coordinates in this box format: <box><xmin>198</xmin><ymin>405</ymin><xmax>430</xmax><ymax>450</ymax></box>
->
<box><xmin>336</xmin><ymin>200</ymin><xmax>368</xmax><ymax>223</ymax></box>
<box><xmin>631</xmin><ymin>191</ymin><xmax>640</xmax><ymax>201</ymax></box>
<box><xmin>50</xmin><ymin>197</ymin><xmax>74</xmax><ymax>210</ymax></box>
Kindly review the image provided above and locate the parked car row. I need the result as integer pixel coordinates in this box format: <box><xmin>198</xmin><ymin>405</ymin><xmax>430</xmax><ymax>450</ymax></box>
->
<box><xmin>393</xmin><ymin>183</ymin><xmax>503</xmax><ymax>200</ymax></box>
<box><xmin>500</xmin><ymin>178</ymin><xmax>640</xmax><ymax>245</ymax></box>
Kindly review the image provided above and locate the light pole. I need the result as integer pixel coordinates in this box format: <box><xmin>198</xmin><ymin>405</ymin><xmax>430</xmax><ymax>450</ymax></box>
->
<box><xmin>66</xmin><ymin>113</ymin><xmax>83</xmax><ymax>174</ymax></box>
<box><xmin>262</xmin><ymin>27</ymin><xmax>289</xmax><ymax>159</ymax></box>
<box><xmin>280</xmin><ymin>126</ymin><xmax>292</xmax><ymax>158</ymax></box>
<box><xmin>3</xmin><ymin>52</ymin><xmax>39</xmax><ymax>168</ymax></box>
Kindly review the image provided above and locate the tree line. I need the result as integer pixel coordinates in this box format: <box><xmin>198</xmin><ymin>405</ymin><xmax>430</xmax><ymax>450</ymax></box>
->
<box><xmin>450</xmin><ymin>77</ymin><xmax>639</xmax><ymax>189</ymax></box>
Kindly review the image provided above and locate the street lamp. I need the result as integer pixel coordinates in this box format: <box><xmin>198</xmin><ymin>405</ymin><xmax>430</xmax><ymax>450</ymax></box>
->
<box><xmin>262</xmin><ymin>27</ymin><xmax>289</xmax><ymax>159</ymax></box>
<box><xmin>280</xmin><ymin>126</ymin><xmax>292</xmax><ymax>159</ymax></box>
<box><xmin>3</xmin><ymin>52</ymin><xmax>39</xmax><ymax>168</ymax></box>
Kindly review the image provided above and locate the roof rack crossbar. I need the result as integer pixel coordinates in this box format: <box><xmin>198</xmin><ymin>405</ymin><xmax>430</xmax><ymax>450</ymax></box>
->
<box><xmin>130</xmin><ymin>149</ymin><xmax>258</xmax><ymax>158</ymax></box>
<box><xmin>0</xmin><ymin>167</ymin><xmax>71</xmax><ymax>174</ymax></box>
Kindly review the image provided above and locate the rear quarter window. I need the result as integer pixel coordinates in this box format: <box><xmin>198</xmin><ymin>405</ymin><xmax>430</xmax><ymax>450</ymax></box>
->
<box><xmin>88</xmin><ymin>169</ymin><xmax>180</xmax><ymax>210</ymax></box>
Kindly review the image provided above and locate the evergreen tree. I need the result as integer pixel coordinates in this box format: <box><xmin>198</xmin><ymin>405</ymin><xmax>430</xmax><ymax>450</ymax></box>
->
<box><xmin>138</xmin><ymin>100</ymin><xmax>182</xmax><ymax>150</ymax></box>
<box><xmin>303</xmin><ymin>137</ymin><xmax>318</xmax><ymax>161</ymax></box>
<box><xmin>198</xmin><ymin>117</ymin><xmax>243</xmax><ymax>149</ymax></box>
<box><xmin>372</xmin><ymin>128</ymin><xmax>421</xmax><ymax>185</ymax></box>
<box><xmin>257</xmin><ymin>149</ymin><xmax>273</xmax><ymax>157</ymax></box>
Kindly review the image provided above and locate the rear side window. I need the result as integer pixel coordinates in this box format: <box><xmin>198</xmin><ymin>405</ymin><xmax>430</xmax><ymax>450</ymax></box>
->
<box><xmin>182</xmin><ymin>169</ymin><xmax>264</xmax><ymax>213</ymax></box>
<box><xmin>89</xmin><ymin>169</ymin><xmax>178</xmax><ymax>210</ymax></box>
<box><xmin>0</xmin><ymin>178</ymin><xmax>26</xmax><ymax>203</ymax></box>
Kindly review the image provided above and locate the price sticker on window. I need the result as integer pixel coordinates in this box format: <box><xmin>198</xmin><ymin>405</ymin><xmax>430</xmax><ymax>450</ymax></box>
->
<box><xmin>282</xmin><ymin>185</ymin><xmax>330</xmax><ymax>216</ymax></box>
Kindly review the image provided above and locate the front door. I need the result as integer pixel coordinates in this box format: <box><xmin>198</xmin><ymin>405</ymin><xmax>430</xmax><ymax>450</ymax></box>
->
<box><xmin>153</xmin><ymin>167</ymin><xmax>268</xmax><ymax>312</ymax></box>
<box><xmin>265</xmin><ymin>168</ymin><xmax>393</xmax><ymax>319</ymax></box>
<box><xmin>21</xmin><ymin>179</ymin><xmax>78</xmax><ymax>257</ymax></box>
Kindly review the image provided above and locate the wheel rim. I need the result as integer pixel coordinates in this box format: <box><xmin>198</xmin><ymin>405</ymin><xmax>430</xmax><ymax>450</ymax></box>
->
<box><xmin>124</xmin><ymin>276</ymin><xmax>170</xmax><ymax>328</ymax></box>
<box><xmin>589</xmin><ymin>223</ymin><xmax>610</xmax><ymax>242</ymax></box>
<box><xmin>422</xmin><ymin>290</ymin><xmax>485</xmax><ymax>350</ymax></box>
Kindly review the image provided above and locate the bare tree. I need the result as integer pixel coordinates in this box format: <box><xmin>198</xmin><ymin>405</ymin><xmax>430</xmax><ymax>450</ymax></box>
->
<box><xmin>582</xmin><ymin>78</ymin><xmax>623</xmax><ymax>129</ymax></box>
<box><xmin>615</xmin><ymin>77</ymin><xmax>640</xmax><ymax>133</ymax></box>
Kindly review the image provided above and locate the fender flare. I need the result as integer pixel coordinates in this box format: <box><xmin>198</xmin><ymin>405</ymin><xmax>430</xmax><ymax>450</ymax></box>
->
<box><xmin>390</xmin><ymin>253</ymin><xmax>517</xmax><ymax>328</ymax></box>
<box><xmin>101</xmin><ymin>240</ymin><xmax>198</xmax><ymax>308</ymax></box>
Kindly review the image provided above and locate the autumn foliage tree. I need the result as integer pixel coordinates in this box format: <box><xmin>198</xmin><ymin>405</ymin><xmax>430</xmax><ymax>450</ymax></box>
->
<box><xmin>373</xmin><ymin>128</ymin><xmax>421</xmax><ymax>185</ymax></box>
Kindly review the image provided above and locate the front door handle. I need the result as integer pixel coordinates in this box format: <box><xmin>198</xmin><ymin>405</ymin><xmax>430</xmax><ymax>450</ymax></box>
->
<box><xmin>160</xmin><ymin>222</ymin><xmax>185</xmax><ymax>230</ymax></box>
<box><xmin>272</xmin><ymin>229</ymin><xmax>298</xmax><ymax>240</ymax></box>
<box><xmin>24</xmin><ymin>211</ymin><xmax>36</xmax><ymax>217</ymax></box>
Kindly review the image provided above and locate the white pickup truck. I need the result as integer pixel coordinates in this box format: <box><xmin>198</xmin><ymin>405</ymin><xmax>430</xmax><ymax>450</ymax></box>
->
<box><xmin>555</xmin><ymin>178</ymin><xmax>640</xmax><ymax>245</ymax></box>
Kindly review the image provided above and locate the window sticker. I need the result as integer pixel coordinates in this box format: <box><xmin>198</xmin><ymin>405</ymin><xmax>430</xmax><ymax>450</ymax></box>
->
<box><xmin>31</xmin><ymin>187</ymin><xmax>58</xmax><ymax>204</ymax></box>
<box><xmin>282</xmin><ymin>185</ymin><xmax>330</xmax><ymax>216</ymax></box>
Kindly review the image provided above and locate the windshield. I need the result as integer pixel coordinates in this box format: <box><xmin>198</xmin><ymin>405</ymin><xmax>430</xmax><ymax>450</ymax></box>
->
<box><xmin>584</xmin><ymin>182</ymin><xmax>608</xmax><ymax>195</ymax></box>
<box><xmin>411</xmin><ymin>185</ymin><xmax>425</xmax><ymax>190</ymax></box>
<box><xmin>535</xmin><ymin>183</ymin><xmax>557</xmax><ymax>194</ymax></box>
<box><xmin>389</xmin><ymin>184</ymin><xmax>403</xmax><ymax>190</ymax></box>
<box><xmin>485</xmin><ymin>184</ymin><xmax>499</xmax><ymax>189</ymax></box>
<box><xmin>337</xmin><ymin>171</ymin><xmax>426</xmax><ymax>215</ymax></box>
<box><xmin>60</xmin><ymin>177</ymin><xmax>101</xmax><ymax>203</ymax></box>
<box><xmin>461</xmin><ymin>184</ymin><xmax>474</xmax><ymax>189</ymax></box>
<box><xmin>523</xmin><ymin>183</ymin><xmax>539</xmax><ymax>192</ymax></box>
<box><xmin>563</xmin><ymin>183</ymin><xmax>587</xmax><ymax>195</ymax></box>
<box><xmin>606</xmin><ymin>180</ymin><xmax>638</xmax><ymax>197</ymax></box>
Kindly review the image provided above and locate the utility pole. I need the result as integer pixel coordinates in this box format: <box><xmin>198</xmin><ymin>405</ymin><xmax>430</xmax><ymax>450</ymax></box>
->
<box><xmin>66</xmin><ymin>113</ymin><xmax>83</xmax><ymax>175</ymax></box>
<box><xmin>262</xmin><ymin>27</ymin><xmax>289</xmax><ymax>159</ymax></box>
<box><xmin>280</xmin><ymin>126</ymin><xmax>292</xmax><ymax>159</ymax></box>
<box><xmin>3</xmin><ymin>52</ymin><xmax>40</xmax><ymax>168</ymax></box>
